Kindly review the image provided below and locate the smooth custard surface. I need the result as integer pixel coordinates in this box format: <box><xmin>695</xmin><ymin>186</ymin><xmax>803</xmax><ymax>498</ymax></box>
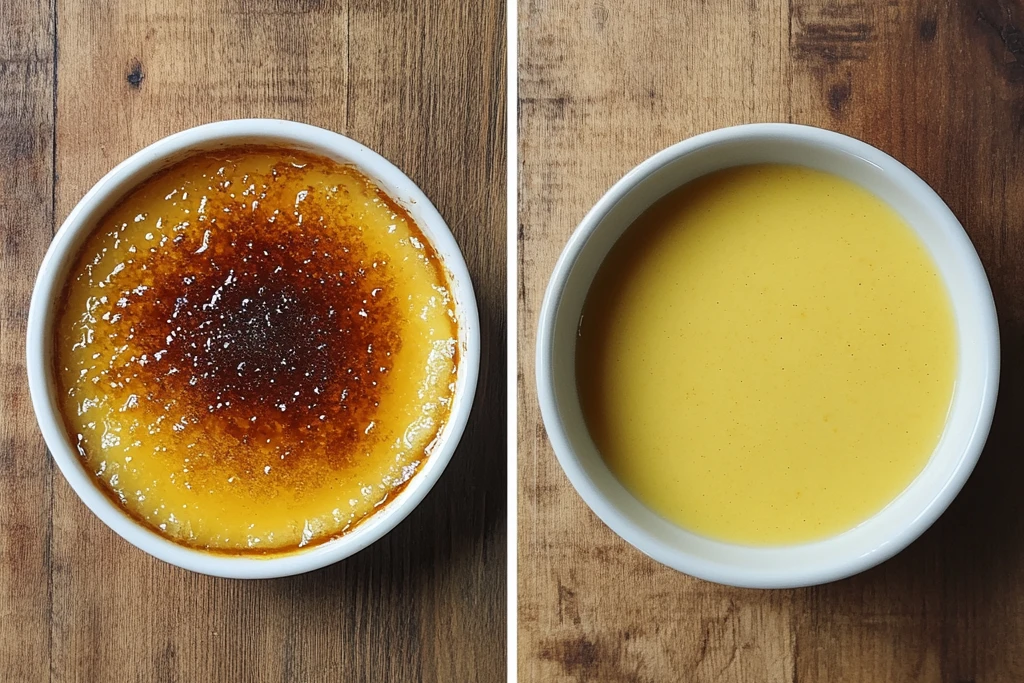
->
<box><xmin>57</xmin><ymin>146</ymin><xmax>458</xmax><ymax>552</ymax></box>
<box><xmin>577</xmin><ymin>164</ymin><xmax>957</xmax><ymax>545</ymax></box>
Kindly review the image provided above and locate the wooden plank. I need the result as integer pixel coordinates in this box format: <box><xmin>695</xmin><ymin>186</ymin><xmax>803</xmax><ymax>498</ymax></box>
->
<box><xmin>38</xmin><ymin>0</ymin><xmax>505</xmax><ymax>681</ymax></box>
<box><xmin>518</xmin><ymin>1</ymin><xmax>794</xmax><ymax>681</ymax></box>
<box><xmin>345</xmin><ymin>2</ymin><xmax>508</xmax><ymax>681</ymax></box>
<box><xmin>788</xmin><ymin>1</ymin><xmax>1024</xmax><ymax>681</ymax></box>
<box><xmin>519</xmin><ymin>0</ymin><xmax>1024</xmax><ymax>681</ymax></box>
<box><xmin>0</xmin><ymin>1</ymin><xmax>54</xmax><ymax>681</ymax></box>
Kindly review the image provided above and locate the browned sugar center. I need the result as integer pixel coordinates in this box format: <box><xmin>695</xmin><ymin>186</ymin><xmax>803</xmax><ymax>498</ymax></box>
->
<box><xmin>123</xmin><ymin>194</ymin><xmax>399</xmax><ymax>477</ymax></box>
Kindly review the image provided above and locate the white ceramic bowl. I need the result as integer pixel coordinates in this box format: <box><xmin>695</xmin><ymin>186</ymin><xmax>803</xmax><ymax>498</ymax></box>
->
<box><xmin>27</xmin><ymin>119</ymin><xmax>480</xmax><ymax>578</ymax></box>
<box><xmin>537</xmin><ymin>123</ymin><xmax>999</xmax><ymax>588</ymax></box>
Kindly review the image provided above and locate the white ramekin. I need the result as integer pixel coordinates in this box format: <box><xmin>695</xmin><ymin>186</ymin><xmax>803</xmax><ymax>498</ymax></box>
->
<box><xmin>536</xmin><ymin>123</ymin><xmax>999</xmax><ymax>588</ymax></box>
<box><xmin>27</xmin><ymin>119</ymin><xmax>480</xmax><ymax>578</ymax></box>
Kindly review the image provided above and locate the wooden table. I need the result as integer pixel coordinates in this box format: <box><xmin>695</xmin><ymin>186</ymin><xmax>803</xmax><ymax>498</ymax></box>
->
<box><xmin>519</xmin><ymin>0</ymin><xmax>1024</xmax><ymax>680</ymax></box>
<box><xmin>0</xmin><ymin>1</ymin><xmax>506</xmax><ymax>680</ymax></box>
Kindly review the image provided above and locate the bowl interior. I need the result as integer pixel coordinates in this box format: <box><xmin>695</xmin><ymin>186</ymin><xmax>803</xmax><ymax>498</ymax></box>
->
<box><xmin>29</xmin><ymin>121</ymin><xmax>480</xmax><ymax>577</ymax></box>
<box><xmin>543</xmin><ymin>128</ymin><xmax>998</xmax><ymax>587</ymax></box>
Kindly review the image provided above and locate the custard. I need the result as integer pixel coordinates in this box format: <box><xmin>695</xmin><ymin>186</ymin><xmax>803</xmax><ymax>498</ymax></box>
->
<box><xmin>577</xmin><ymin>164</ymin><xmax>957</xmax><ymax>545</ymax></box>
<box><xmin>56</xmin><ymin>146</ymin><xmax>458</xmax><ymax>553</ymax></box>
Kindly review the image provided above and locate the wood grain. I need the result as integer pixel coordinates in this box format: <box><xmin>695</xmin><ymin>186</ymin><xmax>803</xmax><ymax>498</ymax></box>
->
<box><xmin>1</xmin><ymin>0</ymin><xmax>506</xmax><ymax>681</ymax></box>
<box><xmin>518</xmin><ymin>0</ymin><xmax>1024</xmax><ymax>681</ymax></box>
<box><xmin>0</xmin><ymin>1</ymin><xmax>55</xmax><ymax>682</ymax></box>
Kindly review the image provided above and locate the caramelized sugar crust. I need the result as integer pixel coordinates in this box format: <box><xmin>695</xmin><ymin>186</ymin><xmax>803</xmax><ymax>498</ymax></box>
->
<box><xmin>56</xmin><ymin>147</ymin><xmax>458</xmax><ymax>552</ymax></box>
<box><xmin>121</xmin><ymin>170</ymin><xmax>399</xmax><ymax>481</ymax></box>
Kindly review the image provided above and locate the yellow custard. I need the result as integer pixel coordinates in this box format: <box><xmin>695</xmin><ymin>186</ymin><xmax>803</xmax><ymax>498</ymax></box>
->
<box><xmin>56</xmin><ymin>146</ymin><xmax>458</xmax><ymax>553</ymax></box>
<box><xmin>577</xmin><ymin>164</ymin><xmax>957</xmax><ymax>545</ymax></box>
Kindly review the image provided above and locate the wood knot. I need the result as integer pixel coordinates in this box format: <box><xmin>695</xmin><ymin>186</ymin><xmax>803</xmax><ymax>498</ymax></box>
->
<box><xmin>127</xmin><ymin>58</ymin><xmax>145</xmax><ymax>89</ymax></box>
<box><xmin>828</xmin><ymin>81</ymin><xmax>851</xmax><ymax>114</ymax></box>
<box><xmin>919</xmin><ymin>18</ymin><xmax>937</xmax><ymax>42</ymax></box>
<box><xmin>539</xmin><ymin>636</ymin><xmax>600</xmax><ymax>676</ymax></box>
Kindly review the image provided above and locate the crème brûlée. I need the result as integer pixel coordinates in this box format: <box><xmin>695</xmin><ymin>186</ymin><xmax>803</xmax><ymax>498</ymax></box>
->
<box><xmin>56</xmin><ymin>146</ymin><xmax>459</xmax><ymax>553</ymax></box>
